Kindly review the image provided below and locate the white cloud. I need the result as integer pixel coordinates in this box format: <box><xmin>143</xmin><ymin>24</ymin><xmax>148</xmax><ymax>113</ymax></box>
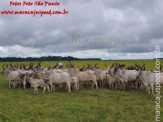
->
<box><xmin>0</xmin><ymin>0</ymin><xmax>163</xmax><ymax>59</ymax></box>
<box><xmin>1</xmin><ymin>45</ymin><xmax>162</xmax><ymax>60</ymax></box>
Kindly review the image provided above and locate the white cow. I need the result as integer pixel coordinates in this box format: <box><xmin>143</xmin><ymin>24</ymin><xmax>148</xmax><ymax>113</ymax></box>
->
<box><xmin>69</xmin><ymin>77</ymin><xmax>79</xmax><ymax>90</ymax></box>
<box><xmin>138</xmin><ymin>71</ymin><xmax>163</xmax><ymax>95</ymax></box>
<box><xmin>6</xmin><ymin>70</ymin><xmax>26</xmax><ymax>88</ymax></box>
<box><xmin>48</xmin><ymin>72</ymin><xmax>71</xmax><ymax>92</ymax></box>
<box><xmin>28</xmin><ymin>77</ymin><xmax>50</xmax><ymax>94</ymax></box>
<box><xmin>68</xmin><ymin>68</ymin><xmax>98</xmax><ymax>90</ymax></box>
<box><xmin>114</xmin><ymin>68</ymin><xmax>139</xmax><ymax>90</ymax></box>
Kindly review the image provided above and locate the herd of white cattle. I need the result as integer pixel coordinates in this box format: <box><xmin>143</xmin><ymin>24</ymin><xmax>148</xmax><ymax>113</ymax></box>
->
<box><xmin>2</xmin><ymin>63</ymin><xmax>163</xmax><ymax>95</ymax></box>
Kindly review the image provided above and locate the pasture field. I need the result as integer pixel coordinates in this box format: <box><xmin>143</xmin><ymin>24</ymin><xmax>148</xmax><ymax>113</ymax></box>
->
<box><xmin>0</xmin><ymin>59</ymin><xmax>163</xmax><ymax>70</ymax></box>
<box><xmin>0</xmin><ymin>60</ymin><xmax>163</xmax><ymax>122</ymax></box>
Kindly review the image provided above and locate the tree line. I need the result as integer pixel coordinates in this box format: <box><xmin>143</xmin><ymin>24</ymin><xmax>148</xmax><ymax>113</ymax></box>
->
<box><xmin>0</xmin><ymin>56</ymin><xmax>101</xmax><ymax>62</ymax></box>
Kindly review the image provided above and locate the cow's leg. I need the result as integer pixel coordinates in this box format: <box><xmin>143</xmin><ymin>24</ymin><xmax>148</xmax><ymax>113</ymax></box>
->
<box><xmin>67</xmin><ymin>82</ymin><xmax>71</xmax><ymax>93</ymax></box>
<box><xmin>108</xmin><ymin>83</ymin><xmax>110</xmax><ymax>89</ymax></box>
<box><xmin>109</xmin><ymin>83</ymin><xmax>111</xmax><ymax>89</ymax></box>
<box><xmin>125</xmin><ymin>82</ymin><xmax>127</xmax><ymax>90</ymax></box>
<box><xmin>73</xmin><ymin>83</ymin><xmax>76</xmax><ymax>90</ymax></box>
<box><xmin>102</xmin><ymin>80</ymin><xmax>104</xmax><ymax>87</ymax></box>
<box><xmin>129</xmin><ymin>82</ymin><xmax>131</xmax><ymax>89</ymax></box>
<box><xmin>140</xmin><ymin>81</ymin><xmax>142</xmax><ymax>89</ymax></box>
<box><xmin>80</xmin><ymin>82</ymin><xmax>82</xmax><ymax>90</ymax></box>
<box><xmin>124</xmin><ymin>83</ymin><xmax>126</xmax><ymax>90</ymax></box>
<box><xmin>134</xmin><ymin>81</ymin><xmax>137</xmax><ymax>90</ymax></box>
<box><xmin>111</xmin><ymin>83</ymin><xmax>113</xmax><ymax>89</ymax></box>
<box><xmin>36</xmin><ymin>88</ymin><xmax>38</xmax><ymax>94</ymax></box>
<box><xmin>100</xmin><ymin>80</ymin><xmax>102</xmax><ymax>88</ymax></box>
<box><xmin>145</xmin><ymin>86</ymin><xmax>148</xmax><ymax>93</ymax></box>
<box><xmin>127</xmin><ymin>82</ymin><xmax>129</xmax><ymax>90</ymax></box>
<box><xmin>66</xmin><ymin>84</ymin><xmax>68</xmax><ymax>91</ymax></box>
<box><xmin>116</xmin><ymin>80</ymin><xmax>118</xmax><ymax>87</ymax></box>
<box><xmin>73</xmin><ymin>83</ymin><xmax>75</xmax><ymax>90</ymax></box>
<box><xmin>59</xmin><ymin>85</ymin><xmax>63</xmax><ymax>88</ymax></box>
<box><xmin>86</xmin><ymin>81</ymin><xmax>89</xmax><ymax>87</ymax></box>
<box><xmin>123</xmin><ymin>83</ymin><xmax>125</xmax><ymax>90</ymax></box>
<box><xmin>76</xmin><ymin>82</ymin><xmax>79</xmax><ymax>90</ymax></box>
<box><xmin>148</xmin><ymin>86</ymin><xmax>150</xmax><ymax>94</ymax></box>
<box><xmin>151</xmin><ymin>84</ymin><xmax>154</xmax><ymax>96</ymax></box>
<box><xmin>8</xmin><ymin>80</ymin><xmax>11</xmax><ymax>88</ymax></box>
<box><xmin>138</xmin><ymin>81</ymin><xmax>142</xmax><ymax>89</ymax></box>
<box><xmin>19</xmin><ymin>83</ymin><xmax>21</xmax><ymax>88</ymax></box>
<box><xmin>126</xmin><ymin>82</ymin><xmax>129</xmax><ymax>90</ymax></box>
<box><xmin>134</xmin><ymin>81</ymin><xmax>136</xmax><ymax>90</ymax></box>
<box><xmin>91</xmin><ymin>82</ymin><xmax>94</xmax><ymax>89</ymax></box>
<box><xmin>78</xmin><ymin>82</ymin><xmax>80</xmax><ymax>90</ymax></box>
<box><xmin>75</xmin><ymin>83</ymin><xmax>78</xmax><ymax>90</ymax></box>
<box><xmin>117</xmin><ymin>80</ymin><xmax>120</xmax><ymax>89</ymax></box>
<box><xmin>13</xmin><ymin>82</ymin><xmax>16</xmax><ymax>88</ymax></box>
<box><xmin>53</xmin><ymin>85</ymin><xmax>56</xmax><ymax>92</ymax></box>
<box><xmin>50</xmin><ymin>83</ymin><xmax>53</xmax><ymax>92</ymax></box>
<box><xmin>34</xmin><ymin>87</ymin><xmax>37</xmax><ymax>94</ymax></box>
<box><xmin>138</xmin><ymin>81</ymin><xmax>141</xmax><ymax>89</ymax></box>
<box><xmin>132</xmin><ymin>82</ymin><xmax>134</xmax><ymax>89</ymax></box>
<box><xmin>145</xmin><ymin>85</ymin><xmax>148</xmax><ymax>92</ymax></box>
<box><xmin>130</xmin><ymin>83</ymin><xmax>132</xmax><ymax>89</ymax></box>
<box><xmin>93</xmin><ymin>80</ymin><xmax>98</xmax><ymax>90</ymax></box>
<box><xmin>103</xmin><ymin>80</ymin><xmax>105</xmax><ymax>87</ymax></box>
<box><xmin>130</xmin><ymin>82</ymin><xmax>132</xmax><ymax>89</ymax></box>
<box><xmin>115</xmin><ymin>82</ymin><xmax>118</xmax><ymax>90</ymax></box>
<box><xmin>23</xmin><ymin>81</ymin><xmax>26</xmax><ymax>89</ymax></box>
<box><xmin>74</xmin><ymin>82</ymin><xmax>77</xmax><ymax>90</ymax></box>
<box><xmin>98</xmin><ymin>80</ymin><xmax>101</xmax><ymax>88</ymax></box>
<box><xmin>47</xmin><ymin>85</ymin><xmax>50</xmax><ymax>92</ymax></box>
<box><xmin>43</xmin><ymin>86</ymin><xmax>46</xmax><ymax>93</ymax></box>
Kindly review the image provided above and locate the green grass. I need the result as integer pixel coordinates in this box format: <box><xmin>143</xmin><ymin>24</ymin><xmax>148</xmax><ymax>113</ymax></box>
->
<box><xmin>0</xmin><ymin>60</ymin><xmax>163</xmax><ymax>122</ymax></box>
